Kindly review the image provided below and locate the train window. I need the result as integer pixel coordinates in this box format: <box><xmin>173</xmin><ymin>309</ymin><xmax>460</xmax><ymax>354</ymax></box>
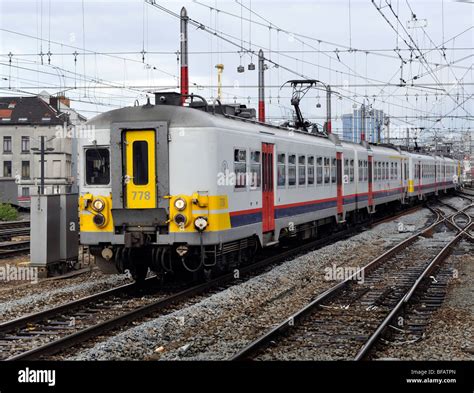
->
<box><xmin>344</xmin><ymin>159</ymin><xmax>349</xmax><ymax>179</ymax></box>
<box><xmin>288</xmin><ymin>154</ymin><xmax>296</xmax><ymax>186</ymax></box>
<box><xmin>85</xmin><ymin>148</ymin><xmax>110</xmax><ymax>185</ymax></box>
<box><xmin>132</xmin><ymin>141</ymin><xmax>149</xmax><ymax>186</ymax></box>
<box><xmin>250</xmin><ymin>150</ymin><xmax>261</xmax><ymax>189</ymax></box>
<box><xmin>331</xmin><ymin>158</ymin><xmax>337</xmax><ymax>184</ymax></box>
<box><xmin>308</xmin><ymin>156</ymin><xmax>315</xmax><ymax>185</ymax></box>
<box><xmin>364</xmin><ymin>160</ymin><xmax>368</xmax><ymax>181</ymax></box>
<box><xmin>316</xmin><ymin>157</ymin><xmax>323</xmax><ymax>185</ymax></box>
<box><xmin>324</xmin><ymin>157</ymin><xmax>330</xmax><ymax>184</ymax></box>
<box><xmin>234</xmin><ymin>148</ymin><xmax>247</xmax><ymax>189</ymax></box>
<box><xmin>298</xmin><ymin>155</ymin><xmax>306</xmax><ymax>186</ymax></box>
<box><xmin>350</xmin><ymin>159</ymin><xmax>354</xmax><ymax>183</ymax></box>
<box><xmin>374</xmin><ymin>162</ymin><xmax>378</xmax><ymax>181</ymax></box>
<box><xmin>277</xmin><ymin>153</ymin><xmax>286</xmax><ymax>187</ymax></box>
<box><xmin>358</xmin><ymin>160</ymin><xmax>362</xmax><ymax>182</ymax></box>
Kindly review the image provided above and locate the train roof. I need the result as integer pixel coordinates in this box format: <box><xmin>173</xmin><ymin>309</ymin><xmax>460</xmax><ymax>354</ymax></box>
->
<box><xmin>87</xmin><ymin>104</ymin><xmax>458</xmax><ymax>162</ymax></box>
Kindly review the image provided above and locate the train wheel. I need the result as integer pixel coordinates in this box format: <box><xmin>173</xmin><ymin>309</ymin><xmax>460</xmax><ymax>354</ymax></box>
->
<box><xmin>133</xmin><ymin>263</ymin><xmax>148</xmax><ymax>283</ymax></box>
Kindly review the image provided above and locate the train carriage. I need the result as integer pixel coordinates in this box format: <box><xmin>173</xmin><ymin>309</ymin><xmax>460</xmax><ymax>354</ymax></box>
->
<box><xmin>77</xmin><ymin>97</ymin><xmax>459</xmax><ymax>281</ymax></box>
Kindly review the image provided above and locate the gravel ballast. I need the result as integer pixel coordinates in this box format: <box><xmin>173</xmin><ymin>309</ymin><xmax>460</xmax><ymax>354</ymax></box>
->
<box><xmin>72</xmin><ymin>207</ymin><xmax>436</xmax><ymax>361</ymax></box>
<box><xmin>0</xmin><ymin>272</ymin><xmax>132</xmax><ymax>322</ymax></box>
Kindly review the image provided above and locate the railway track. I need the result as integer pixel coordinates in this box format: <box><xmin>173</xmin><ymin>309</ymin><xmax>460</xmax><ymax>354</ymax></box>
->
<box><xmin>230</xmin><ymin>205</ymin><xmax>473</xmax><ymax>361</ymax></box>
<box><xmin>0</xmin><ymin>225</ymin><xmax>368</xmax><ymax>360</ymax></box>
<box><xmin>0</xmin><ymin>203</ymin><xmax>428</xmax><ymax>361</ymax></box>
<box><xmin>458</xmin><ymin>188</ymin><xmax>474</xmax><ymax>197</ymax></box>
<box><xmin>0</xmin><ymin>220</ymin><xmax>30</xmax><ymax>257</ymax></box>
<box><xmin>0</xmin><ymin>220</ymin><xmax>30</xmax><ymax>231</ymax></box>
<box><xmin>0</xmin><ymin>228</ymin><xmax>30</xmax><ymax>241</ymax></box>
<box><xmin>0</xmin><ymin>240</ymin><xmax>30</xmax><ymax>258</ymax></box>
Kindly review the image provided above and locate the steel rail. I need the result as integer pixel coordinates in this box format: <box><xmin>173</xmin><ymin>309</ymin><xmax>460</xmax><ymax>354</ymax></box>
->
<box><xmin>355</xmin><ymin>220</ymin><xmax>473</xmax><ymax>360</ymax></box>
<box><xmin>2</xmin><ymin>203</ymin><xmax>428</xmax><ymax>360</ymax></box>
<box><xmin>229</xmin><ymin>209</ymin><xmax>448</xmax><ymax>360</ymax></box>
<box><xmin>1</xmin><ymin>201</ymin><xmax>444</xmax><ymax>360</ymax></box>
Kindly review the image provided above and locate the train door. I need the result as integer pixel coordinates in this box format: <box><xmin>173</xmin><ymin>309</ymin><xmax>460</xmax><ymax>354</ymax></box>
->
<box><xmin>402</xmin><ymin>159</ymin><xmax>406</xmax><ymax>191</ymax></box>
<box><xmin>417</xmin><ymin>161</ymin><xmax>422</xmax><ymax>198</ymax></box>
<box><xmin>262</xmin><ymin>143</ymin><xmax>275</xmax><ymax>232</ymax></box>
<box><xmin>124</xmin><ymin>130</ymin><xmax>157</xmax><ymax>209</ymax></box>
<box><xmin>368</xmin><ymin>155</ymin><xmax>374</xmax><ymax>212</ymax></box>
<box><xmin>336</xmin><ymin>152</ymin><xmax>343</xmax><ymax>217</ymax></box>
<box><xmin>444</xmin><ymin>164</ymin><xmax>446</xmax><ymax>192</ymax></box>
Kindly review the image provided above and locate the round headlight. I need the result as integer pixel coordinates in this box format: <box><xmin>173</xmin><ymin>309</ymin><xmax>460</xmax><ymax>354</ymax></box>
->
<box><xmin>92</xmin><ymin>198</ymin><xmax>105</xmax><ymax>212</ymax></box>
<box><xmin>194</xmin><ymin>216</ymin><xmax>208</xmax><ymax>232</ymax></box>
<box><xmin>174</xmin><ymin>198</ymin><xmax>187</xmax><ymax>211</ymax></box>
<box><xmin>174</xmin><ymin>214</ymin><xmax>187</xmax><ymax>227</ymax></box>
<box><xmin>93</xmin><ymin>213</ymin><xmax>106</xmax><ymax>227</ymax></box>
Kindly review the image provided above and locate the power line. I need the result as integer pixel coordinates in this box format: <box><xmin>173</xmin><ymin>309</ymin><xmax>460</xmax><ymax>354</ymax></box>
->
<box><xmin>190</xmin><ymin>0</ymin><xmax>469</xmax><ymax>127</ymax></box>
<box><xmin>0</xmin><ymin>27</ymin><xmax>178</xmax><ymax>80</ymax></box>
<box><xmin>375</xmin><ymin>0</ymin><xmax>472</xmax><ymax>118</ymax></box>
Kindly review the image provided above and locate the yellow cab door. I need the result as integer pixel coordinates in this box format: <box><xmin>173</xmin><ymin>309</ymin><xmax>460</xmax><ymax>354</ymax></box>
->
<box><xmin>125</xmin><ymin>130</ymin><xmax>156</xmax><ymax>209</ymax></box>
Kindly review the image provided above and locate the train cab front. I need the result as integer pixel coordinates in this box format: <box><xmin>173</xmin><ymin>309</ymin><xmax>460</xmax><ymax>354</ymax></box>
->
<box><xmin>78</xmin><ymin>126</ymin><xmax>220</xmax><ymax>283</ymax></box>
<box><xmin>79</xmin><ymin>127</ymin><xmax>166</xmax><ymax>280</ymax></box>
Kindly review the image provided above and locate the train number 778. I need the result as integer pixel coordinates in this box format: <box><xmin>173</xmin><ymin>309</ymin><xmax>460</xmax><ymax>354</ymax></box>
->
<box><xmin>132</xmin><ymin>191</ymin><xmax>151</xmax><ymax>200</ymax></box>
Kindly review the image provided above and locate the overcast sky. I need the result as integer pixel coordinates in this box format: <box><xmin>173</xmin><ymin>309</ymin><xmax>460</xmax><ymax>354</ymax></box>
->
<box><xmin>0</xmin><ymin>0</ymin><xmax>472</xmax><ymax>140</ymax></box>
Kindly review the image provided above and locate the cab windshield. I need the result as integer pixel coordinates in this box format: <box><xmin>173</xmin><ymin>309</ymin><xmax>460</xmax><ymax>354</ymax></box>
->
<box><xmin>85</xmin><ymin>148</ymin><xmax>110</xmax><ymax>185</ymax></box>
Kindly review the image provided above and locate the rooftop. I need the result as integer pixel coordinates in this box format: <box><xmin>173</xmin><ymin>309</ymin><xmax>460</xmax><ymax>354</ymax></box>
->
<box><xmin>0</xmin><ymin>96</ymin><xmax>64</xmax><ymax>126</ymax></box>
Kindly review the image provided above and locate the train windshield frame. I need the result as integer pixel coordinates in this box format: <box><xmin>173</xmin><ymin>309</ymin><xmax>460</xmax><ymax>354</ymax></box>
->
<box><xmin>85</xmin><ymin>147</ymin><xmax>110</xmax><ymax>185</ymax></box>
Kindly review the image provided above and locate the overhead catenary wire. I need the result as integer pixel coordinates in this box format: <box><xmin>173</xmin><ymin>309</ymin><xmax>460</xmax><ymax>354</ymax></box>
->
<box><xmin>190</xmin><ymin>0</ymin><xmax>471</xmax><ymax>129</ymax></box>
<box><xmin>373</xmin><ymin>0</ymin><xmax>472</xmax><ymax>118</ymax></box>
<box><xmin>0</xmin><ymin>1</ymin><xmax>470</xmax><ymax>141</ymax></box>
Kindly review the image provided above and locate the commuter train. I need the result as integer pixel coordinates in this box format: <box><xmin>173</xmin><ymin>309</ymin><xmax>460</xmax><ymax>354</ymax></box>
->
<box><xmin>78</xmin><ymin>93</ymin><xmax>460</xmax><ymax>281</ymax></box>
